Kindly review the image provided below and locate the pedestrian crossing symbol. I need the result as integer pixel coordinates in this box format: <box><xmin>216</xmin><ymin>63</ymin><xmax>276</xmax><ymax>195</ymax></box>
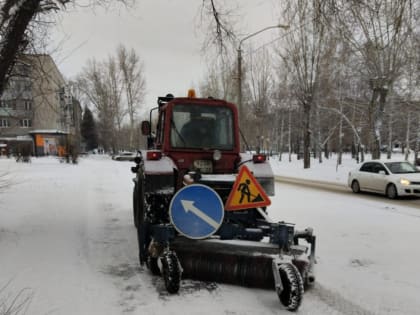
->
<box><xmin>225</xmin><ymin>165</ymin><xmax>271</xmax><ymax>211</ymax></box>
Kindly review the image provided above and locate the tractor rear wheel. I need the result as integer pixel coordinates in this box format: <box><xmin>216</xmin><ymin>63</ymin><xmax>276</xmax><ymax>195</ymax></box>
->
<box><xmin>133</xmin><ymin>186</ymin><xmax>138</xmax><ymax>228</ymax></box>
<box><xmin>135</xmin><ymin>178</ymin><xmax>150</xmax><ymax>266</ymax></box>
<box><xmin>161</xmin><ymin>251</ymin><xmax>181</xmax><ymax>294</ymax></box>
<box><xmin>277</xmin><ymin>263</ymin><xmax>304</xmax><ymax>311</ymax></box>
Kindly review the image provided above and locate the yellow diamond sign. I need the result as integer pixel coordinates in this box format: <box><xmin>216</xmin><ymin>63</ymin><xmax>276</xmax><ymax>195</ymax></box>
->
<box><xmin>225</xmin><ymin>165</ymin><xmax>271</xmax><ymax>211</ymax></box>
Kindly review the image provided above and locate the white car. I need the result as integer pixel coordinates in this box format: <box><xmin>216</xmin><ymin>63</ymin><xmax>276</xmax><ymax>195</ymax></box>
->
<box><xmin>348</xmin><ymin>160</ymin><xmax>420</xmax><ymax>199</ymax></box>
<box><xmin>112</xmin><ymin>151</ymin><xmax>136</xmax><ymax>161</ymax></box>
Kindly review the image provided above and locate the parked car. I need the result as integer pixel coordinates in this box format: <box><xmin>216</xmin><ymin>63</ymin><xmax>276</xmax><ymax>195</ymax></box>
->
<box><xmin>348</xmin><ymin>160</ymin><xmax>420</xmax><ymax>199</ymax></box>
<box><xmin>112</xmin><ymin>151</ymin><xmax>136</xmax><ymax>161</ymax></box>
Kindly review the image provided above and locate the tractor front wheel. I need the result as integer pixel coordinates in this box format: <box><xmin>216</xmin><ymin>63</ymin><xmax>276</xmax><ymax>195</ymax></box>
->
<box><xmin>160</xmin><ymin>251</ymin><xmax>182</xmax><ymax>294</ymax></box>
<box><xmin>277</xmin><ymin>263</ymin><xmax>304</xmax><ymax>311</ymax></box>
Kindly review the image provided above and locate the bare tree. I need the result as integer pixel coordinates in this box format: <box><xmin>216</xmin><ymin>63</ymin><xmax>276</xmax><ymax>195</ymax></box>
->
<box><xmin>77</xmin><ymin>46</ymin><xmax>146</xmax><ymax>153</ymax></box>
<box><xmin>200</xmin><ymin>0</ymin><xmax>237</xmax><ymax>55</ymax></box>
<box><xmin>106</xmin><ymin>55</ymin><xmax>124</xmax><ymax>136</ymax></box>
<box><xmin>0</xmin><ymin>280</ymin><xmax>33</xmax><ymax>315</ymax></box>
<box><xmin>198</xmin><ymin>57</ymin><xmax>237</xmax><ymax>102</ymax></box>
<box><xmin>0</xmin><ymin>0</ymin><xmax>132</xmax><ymax>97</ymax></box>
<box><xmin>332</xmin><ymin>0</ymin><xmax>412</xmax><ymax>159</ymax></box>
<box><xmin>279</xmin><ymin>0</ymin><xmax>331</xmax><ymax>168</ymax></box>
<box><xmin>76</xmin><ymin>59</ymin><xmax>115</xmax><ymax>151</ymax></box>
<box><xmin>272</xmin><ymin>72</ymin><xmax>289</xmax><ymax>161</ymax></box>
<box><xmin>246</xmin><ymin>48</ymin><xmax>274</xmax><ymax>150</ymax></box>
<box><xmin>117</xmin><ymin>45</ymin><xmax>146</xmax><ymax>150</ymax></box>
<box><xmin>0</xmin><ymin>0</ymin><xmax>65</xmax><ymax>95</ymax></box>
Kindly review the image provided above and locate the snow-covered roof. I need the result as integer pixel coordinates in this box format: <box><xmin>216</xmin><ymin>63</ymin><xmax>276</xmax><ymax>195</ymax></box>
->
<box><xmin>0</xmin><ymin>135</ymin><xmax>32</xmax><ymax>141</ymax></box>
<box><xmin>29</xmin><ymin>129</ymin><xmax>68</xmax><ymax>135</ymax></box>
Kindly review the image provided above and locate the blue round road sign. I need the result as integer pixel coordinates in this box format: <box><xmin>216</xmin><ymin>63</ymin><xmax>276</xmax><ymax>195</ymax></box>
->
<box><xmin>169</xmin><ymin>184</ymin><xmax>224</xmax><ymax>239</ymax></box>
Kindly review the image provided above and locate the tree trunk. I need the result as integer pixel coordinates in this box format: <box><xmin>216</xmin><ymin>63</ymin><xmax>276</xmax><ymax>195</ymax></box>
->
<box><xmin>128</xmin><ymin>87</ymin><xmax>135</xmax><ymax>150</ymax></box>
<box><xmin>386</xmin><ymin>94</ymin><xmax>394</xmax><ymax>159</ymax></box>
<box><xmin>351</xmin><ymin>104</ymin><xmax>357</xmax><ymax>160</ymax></box>
<box><xmin>370</xmin><ymin>107</ymin><xmax>381</xmax><ymax>159</ymax></box>
<box><xmin>324</xmin><ymin>142</ymin><xmax>329</xmax><ymax>159</ymax></box>
<box><xmin>278</xmin><ymin>115</ymin><xmax>284</xmax><ymax>162</ymax></box>
<box><xmin>288</xmin><ymin>109</ymin><xmax>292</xmax><ymax>162</ymax></box>
<box><xmin>0</xmin><ymin>0</ymin><xmax>41</xmax><ymax>96</ymax></box>
<box><xmin>369</xmin><ymin>87</ymin><xmax>388</xmax><ymax>160</ymax></box>
<box><xmin>414</xmin><ymin>112</ymin><xmax>419</xmax><ymax>166</ymax></box>
<box><xmin>337</xmin><ymin>102</ymin><xmax>343</xmax><ymax>165</ymax></box>
<box><xmin>316</xmin><ymin>106</ymin><xmax>322</xmax><ymax>163</ymax></box>
<box><xmin>303</xmin><ymin>102</ymin><xmax>311</xmax><ymax>169</ymax></box>
<box><xmin>404</xmin><ymin>112</ymin><xmax>411</xmax><ymax>161</ymax></box>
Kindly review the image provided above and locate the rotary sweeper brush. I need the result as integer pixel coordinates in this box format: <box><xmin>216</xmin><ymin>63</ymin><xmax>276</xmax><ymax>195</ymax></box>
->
<box><xmin>131</xmin><ymin>91</ymin><xmax>316</xmax><ymax>311</ymax></box>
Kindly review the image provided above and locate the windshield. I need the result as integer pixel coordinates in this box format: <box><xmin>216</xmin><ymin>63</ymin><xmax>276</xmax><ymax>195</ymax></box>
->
<box><xmin>384</xmin><ymin>162</ymin><xmax>419</xmax><ymax>174</ymax></box>
<box><xmin>170</xmin><ymin>104</ymin><xmax>234</xmax><ymax>150</ymax></box>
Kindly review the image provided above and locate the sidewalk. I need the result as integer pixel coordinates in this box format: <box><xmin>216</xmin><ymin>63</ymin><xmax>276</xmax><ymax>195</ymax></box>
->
<box><xmin>269</xmin><ymin>154</ymin><xmax>356</xmax><ymax>186</ymax></box>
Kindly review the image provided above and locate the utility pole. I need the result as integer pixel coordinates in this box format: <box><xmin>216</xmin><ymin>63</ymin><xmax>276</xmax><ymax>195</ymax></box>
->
<box><xmin>237</xmin><ymin>24</ymin><xmax>289</xmax><ymax>146</ymax></box>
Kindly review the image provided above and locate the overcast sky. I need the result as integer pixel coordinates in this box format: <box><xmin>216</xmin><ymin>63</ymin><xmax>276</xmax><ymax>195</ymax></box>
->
<box><xmin>51</xmin><ymin>0</ymin><xmax>281</xmax><ymax>115</ymax></box>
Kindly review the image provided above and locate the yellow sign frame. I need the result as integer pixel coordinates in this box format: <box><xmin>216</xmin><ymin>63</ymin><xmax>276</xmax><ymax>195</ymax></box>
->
<box><xmin>225</xmin><ymin>165</ymin><xmax>271</xmax><ymax>211</ymax></box>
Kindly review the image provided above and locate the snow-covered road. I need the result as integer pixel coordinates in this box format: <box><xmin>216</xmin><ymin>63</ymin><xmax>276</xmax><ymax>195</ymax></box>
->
<box><xmin>271</xmin><ymin>182</ymin><xmax>420</xmax><ymax>315</ymax></box>
<box><xmin>1</xmin><ymin>156</ymin><xmax>419</xmax><ymax>315</ymax></box>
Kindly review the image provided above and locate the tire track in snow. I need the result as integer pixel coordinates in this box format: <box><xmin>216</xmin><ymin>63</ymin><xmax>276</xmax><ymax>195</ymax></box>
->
<box><xmin>309</xmin><ymin>283</ymin><xmax>378</xmax><ymax>315</ymax></box>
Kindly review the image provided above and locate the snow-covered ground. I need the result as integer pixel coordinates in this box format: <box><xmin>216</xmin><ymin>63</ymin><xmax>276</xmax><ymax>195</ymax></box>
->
<box><xmin>0</xmin><ymin>154</ymin><xmax>419</xmax><ymax>315</ymax></box>
<box><xmin>270</xmin><ymin>152</ymin><xmax>419</xmax><ymax>185</ymax></box>
<box><xmin>271</xmin><ymin>154</ymin><xmax>355</xmax><ymax>185</ymax></box>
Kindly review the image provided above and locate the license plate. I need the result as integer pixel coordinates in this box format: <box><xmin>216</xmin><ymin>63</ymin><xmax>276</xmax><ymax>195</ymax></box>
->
<box><xmin>193</xmin><ymin>160</ymin><xmax>213</xmax><ymax>173</ymax></box>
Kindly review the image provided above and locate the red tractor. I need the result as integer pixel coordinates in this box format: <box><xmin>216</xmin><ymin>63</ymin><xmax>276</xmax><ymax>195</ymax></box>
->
<box><xmin>131</xmin><ymin>91</ymin><xmax>316</xmax><ymax>311</ymax></box>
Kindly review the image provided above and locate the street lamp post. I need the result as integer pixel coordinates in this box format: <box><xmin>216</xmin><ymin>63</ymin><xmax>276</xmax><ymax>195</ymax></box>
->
<box><xmin>237</xmin><ymin>24</ymin><xmax>289</xmax><ymax>141</ymax></box>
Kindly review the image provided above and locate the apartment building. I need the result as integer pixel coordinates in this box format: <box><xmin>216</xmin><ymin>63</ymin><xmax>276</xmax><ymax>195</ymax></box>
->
<box><xmin>0</xmin><ymin>54</ymin><xmax>81</xmax><ymax>156</ymax></box>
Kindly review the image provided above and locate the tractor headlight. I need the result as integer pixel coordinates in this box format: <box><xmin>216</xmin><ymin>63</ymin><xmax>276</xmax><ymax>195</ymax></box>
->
<box><xmin>213</xmin><ymin>150</ymin><xmax>222</xmax><ymax>161</ymax></box>
<box><xmin>400</xmin><ymin>178</ymin><xmax>410</xmax><ymax>186</ymax></box>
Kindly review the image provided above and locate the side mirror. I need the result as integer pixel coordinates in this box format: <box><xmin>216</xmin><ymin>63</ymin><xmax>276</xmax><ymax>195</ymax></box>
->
<box><xmin>379</xmin><ymin>170</ymin><xmax>386</xmax><ymax>175</ymax></box>
<box><xmin>141</xmin><ymin>121</ymin><xmax>151</xmax><ymax>135</ymax></box>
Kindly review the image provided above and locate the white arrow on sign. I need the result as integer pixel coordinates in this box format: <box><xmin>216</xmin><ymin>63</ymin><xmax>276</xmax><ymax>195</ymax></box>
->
<box><xmin>180</xmin><ymin>200</ymin><xmax>220</xmax><ymax>229</ymax></box>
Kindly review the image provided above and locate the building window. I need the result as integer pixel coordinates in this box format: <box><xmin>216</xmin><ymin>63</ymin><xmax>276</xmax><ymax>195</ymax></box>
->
<box><xmin>14</xmin><ymin>64</ymin><xmax>30</xmax><ymax>77</ymax></box>
<box><xmin>0</xmin><ymin>119</ymin><xmax>10</xmax><ymax>128</ymax></box>
<box><xmin>24</xmin><ymin>100</ymin><xmax>32</xmax><ymax>110</ymax></box>
<box><xmin>20</xmin><ymin>119</ymin><xmax>32</xmax><ymax>128</ymax></box>
<box><xmin>0</xmin><ymin>100</ymin><xmax>9</xmax><ymax>108</ymax></box>
<box><xmin>24</xmin><ymin>80</ymin><xmax>32</xmax><ymax>91</ymax></box>
<box><xmin>0</xmin><ymin>100</ymin><xmax>16</xmax><ymax>109</ymax></box>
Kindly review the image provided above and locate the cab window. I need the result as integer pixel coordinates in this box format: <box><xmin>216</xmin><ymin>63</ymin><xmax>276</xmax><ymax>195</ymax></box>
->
<box><xmin>170</xmin><ymin>104</ymin><xmax>234</xmax><ymax>150</ymax></box>
<box><xmin>156</xmin><ymin>111</ymin><xmax>165</xmax><ymax>148</ymax></box>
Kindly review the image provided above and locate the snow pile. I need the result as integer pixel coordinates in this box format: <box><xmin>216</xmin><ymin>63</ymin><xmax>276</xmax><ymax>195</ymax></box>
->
<box><xmin>269</xmin><ymin>152</ymin><xmax>418</xmax><ymax>185</ymax></box>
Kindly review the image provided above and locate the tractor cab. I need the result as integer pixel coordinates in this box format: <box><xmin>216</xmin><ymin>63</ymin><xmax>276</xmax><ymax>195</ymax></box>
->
<box><xmin>141</xmin><ymin>91</ymin><xmax>241</xmax><ymax>178</ymax></box>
